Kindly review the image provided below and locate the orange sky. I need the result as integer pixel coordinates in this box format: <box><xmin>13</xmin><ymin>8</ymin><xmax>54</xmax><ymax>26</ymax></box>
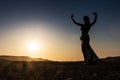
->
<box><xmin>0</xmin><ymin>22</ymin><xmax>119</xmax><ymax>61</ymax></box>
<box><xmin>0</xmin><ymin>0</ymin><xmax>120</xmax><ymax>61</ymax></box>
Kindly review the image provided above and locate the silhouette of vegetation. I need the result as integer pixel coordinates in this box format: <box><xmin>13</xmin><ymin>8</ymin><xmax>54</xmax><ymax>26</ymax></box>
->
<box><xmin>71</xmin><ymin>12</ymin><xmax>99</xmax><ymax>65</ymax></box>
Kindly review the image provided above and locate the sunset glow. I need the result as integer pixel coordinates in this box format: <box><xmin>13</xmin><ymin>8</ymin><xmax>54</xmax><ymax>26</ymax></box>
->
<box><xmin>0</xmin><ymin>0</ymin><xmax>120</xmax><ymax>61</ymax></box>
<box><xmin>26</xmin><ymin>41</ymin><xmax>40</xmax><ymax>52</ymax></box>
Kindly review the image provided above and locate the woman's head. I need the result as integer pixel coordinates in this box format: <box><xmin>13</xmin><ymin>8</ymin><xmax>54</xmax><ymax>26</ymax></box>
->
<box><xmin>83</xmin><ymin>16</ymin><xmax>90</xmax><ymax>24</ymax></box>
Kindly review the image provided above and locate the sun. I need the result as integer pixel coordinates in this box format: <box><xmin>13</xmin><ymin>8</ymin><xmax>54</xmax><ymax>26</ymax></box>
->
<box><xmin>26</xmin><ymin>41</ymin><xmax>40</xmax><ymax>52</ymax></box>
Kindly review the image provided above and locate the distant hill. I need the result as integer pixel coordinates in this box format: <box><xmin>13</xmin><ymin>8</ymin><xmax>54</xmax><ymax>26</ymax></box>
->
<box><xmin>0</xmin><ymin>55</ymin><xmax>49</xmax><ymax>61</ymax></box>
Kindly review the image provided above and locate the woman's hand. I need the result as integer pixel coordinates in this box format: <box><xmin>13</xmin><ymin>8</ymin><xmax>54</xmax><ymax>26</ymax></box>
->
<box><xmin>93</xmin><ymin>12</ymin><xmax>97</xmax><ymax>16</ymax></box>
<box><xmin>71</xmin><ymin>14</ymin><xmax>74</xmax><ymax>19</ymax></box>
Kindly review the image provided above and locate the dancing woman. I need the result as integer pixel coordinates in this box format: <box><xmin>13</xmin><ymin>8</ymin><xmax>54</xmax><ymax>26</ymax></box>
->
<box><xmin>71</xmin><ymin>12</ymin><xmax>99</xmax><ymax>64</ymax></box>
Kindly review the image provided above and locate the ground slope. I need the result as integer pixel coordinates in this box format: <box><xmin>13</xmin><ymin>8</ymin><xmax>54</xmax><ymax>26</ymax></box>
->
<box><xmin>0</xmin><ymin>57</ymin><xmax>120</xmax><ymax>80</ymax></box>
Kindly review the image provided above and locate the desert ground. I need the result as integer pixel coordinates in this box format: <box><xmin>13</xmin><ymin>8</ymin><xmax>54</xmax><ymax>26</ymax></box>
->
<box><xmin>0</xmin><ymin>56</ymin><xmax>120</xmax><ymax>80</ymax></box>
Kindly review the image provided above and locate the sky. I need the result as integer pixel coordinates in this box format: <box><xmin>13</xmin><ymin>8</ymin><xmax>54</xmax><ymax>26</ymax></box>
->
<box><xmin>0</xmin><ymin>0</ymin><xmax>120</xmax><ymax>61</ymax></box>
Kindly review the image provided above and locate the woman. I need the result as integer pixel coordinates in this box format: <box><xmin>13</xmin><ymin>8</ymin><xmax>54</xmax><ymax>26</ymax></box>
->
<box><xmin>71</xmin><ymin>12</ymin><xmax>99</xmax><ymax>64</ymax></box>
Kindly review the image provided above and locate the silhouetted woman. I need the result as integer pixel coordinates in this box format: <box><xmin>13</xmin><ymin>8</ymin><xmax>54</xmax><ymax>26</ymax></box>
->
<box><xmin>71</xmin><ymin>12</ymin><xmax>99</xmax><ymax>64</ymax></box>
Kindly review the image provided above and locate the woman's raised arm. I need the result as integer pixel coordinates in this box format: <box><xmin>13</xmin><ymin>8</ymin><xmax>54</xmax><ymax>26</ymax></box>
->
<box><xmin>90</xmin><ymin>12</ymin><xmax>97</xmax><ymax>26</ymax></box>
<box><xmin>71</xmin><ymin>14</ymin><xmax>83</xmax><ymax>27</ymax></box>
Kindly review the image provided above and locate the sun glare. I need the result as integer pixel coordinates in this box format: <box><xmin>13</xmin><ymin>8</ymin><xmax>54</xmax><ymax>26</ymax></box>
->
<box><xmin>26</xmin><ymin>41</ymin><xmax>40</xmax><ymax>52</ymax></box>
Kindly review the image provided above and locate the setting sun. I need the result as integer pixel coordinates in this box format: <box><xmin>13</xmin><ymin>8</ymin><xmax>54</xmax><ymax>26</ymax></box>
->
<box><xmin>26</xmin><ymin>41</ymin><xmax>40</xmax><ymax>52</ymax></box>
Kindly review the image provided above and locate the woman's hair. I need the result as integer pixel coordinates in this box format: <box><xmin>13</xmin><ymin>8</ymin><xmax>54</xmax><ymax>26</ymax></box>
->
<box><xmin>83</xmin><ymin>16</ymin><xmax>90</xmax><ymax>24</ymax></box>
